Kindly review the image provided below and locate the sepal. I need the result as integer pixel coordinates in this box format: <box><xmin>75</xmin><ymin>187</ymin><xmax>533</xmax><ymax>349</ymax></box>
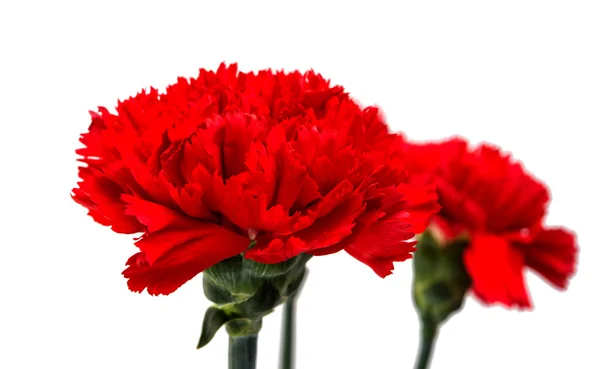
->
<box><xmin>204</xmin><ymin>255</ymin><xmax>262</xmax><ymax>301</ymax></box>
<box><xmin>242</xmin><ymin>256</ymin><xmax>301</xmax><ymax>278</ymax></box>
<box><xmin>197</xmin><ymin>253</ymin><xmax>311</xmax><ymax>348</ymax></box>
<box><xmin>412</xmin><ymin>229</ymin><xmax>471</xmax><ymax>326</ymax></box>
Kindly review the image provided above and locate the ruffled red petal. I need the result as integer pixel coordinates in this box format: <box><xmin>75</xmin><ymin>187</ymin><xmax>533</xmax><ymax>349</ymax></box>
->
<box><xmin>404</xmin><ymin>136</ymin><xmax>577</xmax><ymax>308</ymax></box>
<box><xmin>464</xmin><ymin>233</ymin><xmax>531</xmax><ymax>308</ymax></box>
<box><xmin>123</xmin><ymin>226</ymin><xmax>249</xmax><ymax>295</ymax></box>
<box><xmin>74</xmin><ymin>63</ymin><xmax>442</xmax><ymax>294</ymax></box>
<box><xmin>344</xmin><ymin>212</ymin><xmax>417</xmax><ymax>278</ymax></box>
<box><xmin>521</xmin><ymin>227</ymin><xmax>577</xmax><ymax>289</ymax></box>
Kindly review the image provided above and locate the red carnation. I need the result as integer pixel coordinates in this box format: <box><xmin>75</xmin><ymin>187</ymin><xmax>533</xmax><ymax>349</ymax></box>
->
<box><xmin>72</xmin><ymin>63</ymin><xmax>439</xmax><ymax>296</ymax></box>
<box><xmin>404</xmin><ymin>137</ymin><xmax>577</xmax><ymax>308</ymax></box>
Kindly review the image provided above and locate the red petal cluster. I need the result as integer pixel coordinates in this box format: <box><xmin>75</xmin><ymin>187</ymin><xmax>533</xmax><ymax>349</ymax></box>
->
<box><xmin>402</xmin><ymin>137</ymin><xmax>577</xmax><ymax>308</ymax></box>
<box><xmin>73</xmin><ymin>63</ymin><xmax>439</xmax><ymax>295</ymax></box>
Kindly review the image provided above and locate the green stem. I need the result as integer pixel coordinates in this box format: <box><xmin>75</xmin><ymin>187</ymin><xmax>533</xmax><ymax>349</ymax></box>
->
<box><xmin>228</xmin><ymin>334</ymin><xmax>258</xmax><ymax>369</ymax></box>
<box><xmin>279</xmin><ymin>295</ymin><xmax>297</xmax><ymax>369</ymax></box>
<box><xmin>279</xmin><ymin>263</ymin><xmax>310</xmax><ymax>369</ymax></box>
<box><xmin>415</xmin><ymin>317</ymin><xmax>438</xmax><ymax>369</ymax></box>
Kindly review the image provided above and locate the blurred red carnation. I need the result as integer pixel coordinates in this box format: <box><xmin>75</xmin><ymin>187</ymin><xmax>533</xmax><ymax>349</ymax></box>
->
<box><xmin>403</xmin><ymin>137</ymin><xmax>577</xmax><ymax>308</ymax></box>
<box><xmin>72</xmin><ymin>63</ymin><xmax>439</xmax><ymax>295</ymax></box>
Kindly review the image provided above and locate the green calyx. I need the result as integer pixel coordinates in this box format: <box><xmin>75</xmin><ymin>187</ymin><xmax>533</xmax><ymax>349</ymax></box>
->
<box><xmin>412</xmin><ymin>229</ymin><xmax>471</xmax><ymax>327</ymax></box>
<box><xmin>197</xmin><ymin>253</ymin><xmax>311</xmax><ymax>349</ymax></box>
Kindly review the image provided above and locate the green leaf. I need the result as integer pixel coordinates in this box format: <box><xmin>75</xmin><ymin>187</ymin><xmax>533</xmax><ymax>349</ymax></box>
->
<box><xmin>197</xmin><ymin>307</ymin><xmax>234</xmax><ymax>349</ymax></box>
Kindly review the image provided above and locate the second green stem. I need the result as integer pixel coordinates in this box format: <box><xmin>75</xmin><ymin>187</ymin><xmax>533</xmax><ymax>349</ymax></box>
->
<box><xmin>279</xmin><ymin>294</ymin><xmax>298</xmax><ymax>369</ymax></box>
<box><xmin>415</xmin><ymin>317</ymin><xmax>439</xmax><ymax>369</ymax></box>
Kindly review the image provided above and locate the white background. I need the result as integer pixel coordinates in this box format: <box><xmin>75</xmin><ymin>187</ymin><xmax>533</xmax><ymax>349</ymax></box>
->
<box><xmin>1</xmin><ymin>1</ymin><xmax>598</xmax><ymax>368</ymax></box>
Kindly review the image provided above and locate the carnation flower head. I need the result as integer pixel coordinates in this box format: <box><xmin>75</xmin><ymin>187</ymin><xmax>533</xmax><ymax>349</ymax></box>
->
<box><xmin>72</xmin><ymin>63</ymin><xmax>439</xmax><ymax>296</ymax></box>
<box><xmin>404</xmin><ymin>136</ymin><xmax>578</xmax><ymax>308</ymax></box>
